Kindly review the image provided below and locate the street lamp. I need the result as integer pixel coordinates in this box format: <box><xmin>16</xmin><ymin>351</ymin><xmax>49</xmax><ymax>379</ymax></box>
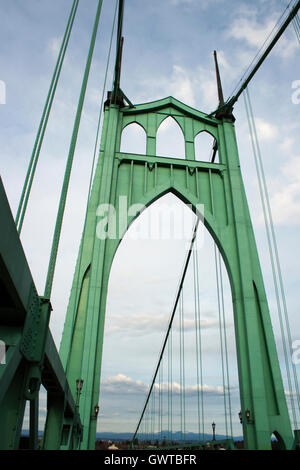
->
<box><xmin>245</xmin><ymin>409</ymin><xmax>254</xmax><ymax>423</ymax></box>
<box><xmin>212</xmin><ymin>421</ymin><xmax>216</xmax><ymax>440</ymax></box>
<box><xmin>91</xmin><ymin>404</ymin><xmax>100</xmax><ymax>419</ymax></box>
<box><xmin>76</xmin><ymin>379</ymin><xmax>84</xmax><ymax>408</ymax></box>
<box><xmin>239</xmin><ymin>409</ymin><xmax>254</xmax><ymax>424</ymax></box>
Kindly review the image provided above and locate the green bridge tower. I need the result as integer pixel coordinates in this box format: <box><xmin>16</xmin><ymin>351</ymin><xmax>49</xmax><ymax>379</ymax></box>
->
<box><xmin>42</xmin><ymin>1</ymin><xmax>296</xmax><ymax>451</ymax></box>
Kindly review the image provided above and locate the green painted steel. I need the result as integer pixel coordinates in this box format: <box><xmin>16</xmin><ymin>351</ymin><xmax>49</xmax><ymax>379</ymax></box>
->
<box><xmin>43</xmin><ymin>95</ymin><xmax>294</xmax><ymax>450</ymax></box>
<box><xmin>0</xmin><ymin>177</ymin><xmax>82</xmax><ymax>450</ymax></box>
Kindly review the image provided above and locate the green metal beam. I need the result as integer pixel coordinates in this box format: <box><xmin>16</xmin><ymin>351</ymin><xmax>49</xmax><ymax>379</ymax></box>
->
<box><xmin>0</xmin><ymin>176</ymin><xmax>81</xmax><ymax>449</ymax></box>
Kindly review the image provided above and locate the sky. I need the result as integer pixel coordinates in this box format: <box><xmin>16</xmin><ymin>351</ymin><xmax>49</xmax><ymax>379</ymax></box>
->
<box><xmin>0</xmin><ymin>0</ymin><xmax>299</xmax><ymax>441</ymax></box>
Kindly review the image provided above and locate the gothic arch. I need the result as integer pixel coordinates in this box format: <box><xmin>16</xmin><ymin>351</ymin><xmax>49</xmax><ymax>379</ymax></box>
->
<box><xmin>120</xmin><ymin>122</ymin><xmax>147</xmax><ymax>155</ymax></box>
<box><xmin>105</xmin><ymin>183</ymin><xmax>234</xmax><ymax>305</ymax></box>
<box><xmin>156</xmin><ymin>116</ymin><xmax>185</xmax><ymax>159</ymax></box>
<box><xmin>194</xmin><ymin>130</ymin><xmax>219</xmax><ymax>163</ymax></box>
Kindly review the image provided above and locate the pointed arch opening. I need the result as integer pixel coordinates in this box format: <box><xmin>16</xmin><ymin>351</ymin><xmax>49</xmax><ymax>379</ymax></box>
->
<box><xmin>120</xmin><ymin>122</ymin><xmax>147</xmax><ymax>155</ymax></box>
<box><xmin>271</xmin><ymin>432</ymin><xmax>286</xmax><ymax>450</ymax></box>
<box><xmin>194</xmin><ymin>131</ymin><xmax>219</xmax><ymax>163</ymax></box>
<box><xmin>156</xmin><ymin>116</ymin><xmax>185</xmax><ymax>159</ymax></box>
<box><xmin>98</xmin><ymin>192</ymin><xmax>240</xmax><ymax>442</ymax></box>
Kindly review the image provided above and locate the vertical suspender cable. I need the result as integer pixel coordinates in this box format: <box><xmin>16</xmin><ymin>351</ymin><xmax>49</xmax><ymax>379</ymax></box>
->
<box><xmin>285</xmin><ymin>0</ymin><xmax>300</xmax><ymax>42</ymax></box>
<box><xmin>167</xmin><ymin>329</ymin><xmax>172</xmax><ymax>442</ymax></box>
<box><xmin>179</xmin><ymin>291</ymin><xmax>186</xmax><ymax>441</ymax></box>
<box><xmin>193</xmin><ymin>247</ymin><xmax>205</xmax><ymax>442</ymax></box>
<box><xmin>159</xmin><ymin>360</ymin><xmax>162</xmax><ymax>441</ymax></box>
<box><xmin>292</xmin><ymin>14</ymin><xmax>300</xmax><ymax>41</ymax></box>
<box><xmin>214</xmin><ymin>244</ymin><xmax>229</xmax><ymax>438</ymax></box>
<box><xmin>193</xmin><ymin>248</ymin><xmax>201</xmax><ymax>442</ymax></box>
<box><xmin>244</xmin><ymin>87</ymin><xmax>300</xmax><ymax>427</ymax></box>
<box><xmin>132</xmin><ymin>217</ymin><xmax>200</xmax><ymax>444</ymax></box>
<box><xmin>16</xmin><ymin>0</ymin><xmax>79</xmax><ymax>234</ymax></box>
<box><xmin>218</xmin><ymin>250</ymin><xmax>234</xmax><ymax>437</ymax></box>
<box><xmin>179</xmin><ymin>293</ymin><xmax>183</xmax><ymax>441</ymax></box>
<box><xmin>44</xmin><ymin>0</ymin><xmax>104</xmax><ymax>299</ymax></box>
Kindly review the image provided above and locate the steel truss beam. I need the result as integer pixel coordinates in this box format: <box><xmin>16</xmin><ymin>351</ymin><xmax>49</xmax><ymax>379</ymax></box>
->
<box><xmin>0</xmin><ymin>177</ymin><xmax>81</xmax><ymax>450</ymax></box>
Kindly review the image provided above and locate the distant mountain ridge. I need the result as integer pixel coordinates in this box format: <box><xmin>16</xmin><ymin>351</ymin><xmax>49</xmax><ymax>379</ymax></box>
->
<box><xmin>96</xmin><ymin>431</ymin><xmax>243</xmax><ymax>442</ymax></box>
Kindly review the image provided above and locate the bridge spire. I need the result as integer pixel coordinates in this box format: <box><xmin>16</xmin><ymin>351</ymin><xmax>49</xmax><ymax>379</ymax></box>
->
<box><xmin>213</xmin><ymin>50</ymin><xmax>224</xmax><ymax>107</ymax></box>
<box><xmin>112</xmin><ymin>0</ymin><xmax>125</xmax><ymax>105</ymax></box>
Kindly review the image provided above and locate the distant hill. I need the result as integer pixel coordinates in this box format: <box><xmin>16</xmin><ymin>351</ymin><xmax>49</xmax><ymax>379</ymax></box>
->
<box><xmin>20</xmin><ymin>429</ymin><xmax>243</xmax><ymax>444</ymax></box>
<box><xmin>96</xmin><ymin>431</ymin><xmax>243</xmax><ymax>443</ymax></box>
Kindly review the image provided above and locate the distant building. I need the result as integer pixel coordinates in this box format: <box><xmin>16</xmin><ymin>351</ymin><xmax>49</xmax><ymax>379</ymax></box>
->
<box><xmin>108</xmin><ymin>444</ymin><xmax>119</xmax><ymax>450</ymax></box>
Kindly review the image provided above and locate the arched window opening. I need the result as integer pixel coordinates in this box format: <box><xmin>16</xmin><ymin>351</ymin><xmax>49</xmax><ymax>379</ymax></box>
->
<box><xmin>156</xmin><ymin>116</ymin><xmax>185</xmax><ymax>159</ymax></box>
<box><xmin>195</xmin><ymin>131</ymin><xmax>219</xmax><ymax>163</ymax></box>
<box><xmin>120</xmin><ymin>122</ymin><xmax>146</xmax><ymax>155</ymax></box>
<box><xmin>271</xmin><ymin>432</ymin><xmax>285</xmax><ymax>450</ymax></box>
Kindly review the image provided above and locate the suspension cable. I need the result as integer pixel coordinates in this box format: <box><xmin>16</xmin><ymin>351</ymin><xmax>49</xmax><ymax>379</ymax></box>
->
<box><xmin>209</xmin><ymin>0</ymin><xmax>300</xmax><ymax>117</ymax></box>
<box><xmin>217</xmin><ymin>249</ymin><xmax>234</xmax><ymax>437</ymax></box>
<box><xmin>44</xmin><ymin>0</ymin><xmax>104</xmax><ymax>299</ymax></box>
<box><xmin>228</xmin><ymin>0</ymin><xmax>298</xmax><ymax>101</ymax></box>
<box><xmin>168</xmin><ymin>325</ymin><xmax>173</xmax><ymax>442</ymax></box>
<box><xmin>192</xmin><ymin>246</ymin><xmax>205</xmax><ymax>441</ymax></box>
<box><xmin>244</xmin><ymin>86</ymin><xmax>300</xmax><ymax>428</ymax></box>
<box><xmin>284</xmin><ymin>0</ymin><xmax>300</xmax><ymax>42</ymax></box>
<box><xmin>214</xmin><ymin>244</ymin><xmax>229</xmax><ymax>438</ymax></box>
<box><xmin>16</xmin><ymin>0</ymin><xmax>79</xmax><ymax>234</ymax></box>
<box><xmin>179</xmin><ymin>291</ymin><xmax>186</xmax><ymax>441</ymax></box>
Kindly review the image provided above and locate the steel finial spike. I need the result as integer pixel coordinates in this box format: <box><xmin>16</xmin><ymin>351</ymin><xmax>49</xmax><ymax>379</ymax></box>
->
<box><xmin>213</xmin><ymin>50</ymin><xmax>224</xmax><ymax>107</ymax></box>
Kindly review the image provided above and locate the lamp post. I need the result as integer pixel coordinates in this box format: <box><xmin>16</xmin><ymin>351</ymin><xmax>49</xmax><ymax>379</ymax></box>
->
<box><xmin>91</xmin><ymin>404</ymin><xmax>100</xmax><ymax>419</ymax></box>
<box><xmin>76</xmin><ymin>378</ymin><xmax>84</xmax><ymax>408</ymax></box>
<box><xmin>245</xmin><ymin>409</ymin><xmax>254</xmax><ymax>424</ymax></box>
<box><xmin>238</xmin><ymin>409</ymin><xmax>254</xmax><ymax>424</ymax></box>
<box><xmin>212</xmin><ymin>421</ymin><xmax>216</xmax><ymax>441</ymax></box>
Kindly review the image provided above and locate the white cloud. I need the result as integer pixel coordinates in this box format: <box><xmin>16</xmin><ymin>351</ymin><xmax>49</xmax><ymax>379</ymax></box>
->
<box><xmin>106</xmin><ymin>313</ymin><xmax>219</xmax><ymax>336</ymax></box>
<box><xmin>154</xmin><ymin>381</ymin><xmax>226</xmax><ymax>397</ymax></box>
<box><xmin>228</xmin><ymin>16</ymin><xmax>276</xmax><ymax>49</ymax></box>
<box><xmin>47</xmin><ymin>36</ymin><xmax>62</xmax><ymax>59</ymax></box>
<box><xmin>280</xmin><ymin>137</ymin><xmax>294</xmax><ymax>153</ymax></box>
<box><xmin>101</xmin><ymin>374</ymin><xmax>229</xmax><ymax>397</ymax></box>
<box><xmin>255</xmin><ymin>117</ymin><xmax>278</xmax><ymax>141</ymax></box>
<box><xmin>267</xmin><ymin>156</ymin><xmax>300</xmax><ymax>226</ymax></box>
<box><xmin>101</xmin><ymin>374</ymin><xmax>148</xmax><ymax>395</ymax></box>
<box><xmin>171</xmin><ymin>0</ymin><xmax>225</xmax><ymax>9</ymax></box>
<box><xmin>171</xmin><ymin>0</ymin><xmax>194</xmax><ymax>4</ymax></box>
<box><xmin>227</xmin><ymin>10</ymin><xmax>298</xmax><ymax>59</ymax></box>
<box><xmin>169</xmin><ymin>65</ymin><xmax>195</xmax><ymax>107</ymax></box>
